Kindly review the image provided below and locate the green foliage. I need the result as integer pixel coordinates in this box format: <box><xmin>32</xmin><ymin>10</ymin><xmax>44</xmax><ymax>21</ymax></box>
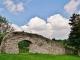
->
<box><xmin>0</xmin><ymin>15</ymin><xmax>13</xmax><ymax>45</ymax></box>
<box><xmin>18</xmin><ymin>40</ymin><xmax>31</xmax><ymax>53</ymax></box>
<box><xmin>0</xmin><ymin>53</ymin><xmax>79</xmax><ymax>60</ymax></box>
<box><xmin>0</xmin><ymin>15</ymin><xmax>8</xmax><ymax>45</ymax></box>
<box><xmin>0</xmin><ymin>34</ymin><xmax>3</xmax><ymax>45</ymax></box>
<box><xmin>68</xmin><ymin>13</ymin><xmax>80</xmax><ymax>50</ymax></box>
<box><xmin>0</xmin><ymin>15</ymin><xmax>7</xmax><ymax>23</ymax></box>
<box><xmin>0</xmin><ymin>15</ymin><xmax>9</xmax><ymax>34</ymax></box>
<box><xmin>0</xmin><ymin>32</ymin><xmax>7</xmax><ymax>45</ymax></box>
<box><xmin>56</xmin><ymin>40</ymin><xmax>68</xmax><ymax>46</ymax></box>
<box><xmin>52</xmin><ymin>38</ymin><xmax>56</xmax><ymax>41</ymax></box>
<box><xmin>52</xmin><ymin>38</ymin><xmax>68</xmax><ymax>46</ymax></box>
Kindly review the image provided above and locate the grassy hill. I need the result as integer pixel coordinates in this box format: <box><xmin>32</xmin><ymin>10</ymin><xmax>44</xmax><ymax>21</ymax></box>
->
<box><xmin>0</xmin><ymin>53</ymin><xmax>79</xmax><ymax>60</ymax></box>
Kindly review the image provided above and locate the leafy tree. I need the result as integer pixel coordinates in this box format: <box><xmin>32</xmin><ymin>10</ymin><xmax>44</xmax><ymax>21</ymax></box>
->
<box><xmin>52</xmin><ymin>38</ymin><xmax>56</xmax><ymax>41</ymax></box>
<box><xmin>0</xmin><ymin>15</ymin><xmax>10</xmax><ymax>34</ymax></box>
<box><xmin>0</xmin><ymin>15</ymin><xmax>13</xmax><ymax>44</ymax></box>
<box><xmin>68</xmin><ymin>13</ymin><xmax>80</xmax><ymax>50</ymax></box>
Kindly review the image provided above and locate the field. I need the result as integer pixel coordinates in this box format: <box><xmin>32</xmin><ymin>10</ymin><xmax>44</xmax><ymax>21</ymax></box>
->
<box><xmin>0</xmin><ymin>53</ymin><xmax>80</xmax><ymax>60</ymax></box>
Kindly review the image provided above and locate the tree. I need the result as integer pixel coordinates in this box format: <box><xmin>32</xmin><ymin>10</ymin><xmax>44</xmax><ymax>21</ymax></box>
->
<box><xmin>0</xmin><ymin>15</ymin><xmax>14</xmax><ymax>44</ymax></box>
<box><xmin>68</xmin><ymin>13</ymin><xmax>80</xmax><ymax>50</ymax></box>
<box><xmin>52</xmin><ymin>38</ymin><xmax>56</xmax><ymax>41</ymax></box>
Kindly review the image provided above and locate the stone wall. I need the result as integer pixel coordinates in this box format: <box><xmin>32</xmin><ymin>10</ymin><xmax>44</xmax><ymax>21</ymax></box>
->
<box><xmin>0</xmin><ymin>32</ymin><xmax>76</xmax><ymax>54</ymax></box>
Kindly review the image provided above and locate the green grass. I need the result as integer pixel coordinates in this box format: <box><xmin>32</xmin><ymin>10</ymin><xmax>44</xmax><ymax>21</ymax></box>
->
<box><xmin>0</xmin><ymin>53</ymin><xmax>80</xmax><ymax>60</ymax></box>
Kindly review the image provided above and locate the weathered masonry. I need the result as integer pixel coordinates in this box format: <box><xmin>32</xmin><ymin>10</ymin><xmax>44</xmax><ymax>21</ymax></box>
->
<box><xmin>0</xmin><ymin>32</ymin><xmax>76</xmax><ymax>54</ymax></box>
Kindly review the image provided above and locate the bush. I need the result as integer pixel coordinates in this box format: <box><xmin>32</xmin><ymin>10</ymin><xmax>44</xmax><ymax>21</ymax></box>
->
<box><xmin>18</xmin><ymin>40</ymin><xmax>31</xmax><ymax>53</ymax></box>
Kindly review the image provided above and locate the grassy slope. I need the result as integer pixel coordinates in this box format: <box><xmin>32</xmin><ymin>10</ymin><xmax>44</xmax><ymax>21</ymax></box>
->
<box><xmin>0</xmin><ymin>53</ymin><xmax>80</xmax><ymax>60</ymax></box>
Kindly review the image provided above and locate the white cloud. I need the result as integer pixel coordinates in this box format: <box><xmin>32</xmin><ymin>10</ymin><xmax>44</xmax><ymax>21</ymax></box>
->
<box><xmin>0</xmin><ymin>8</ymin><xmax>4</xmax><ymax>12</ymax></box>
<box><xmin>27</xmin><ymin>17</ymin><xmax>47</xmax><ymax>31</ymax></box>
<box><xmin>47</xmin><ymin>14</ymin><xmax>70</xmax><ymax>30</ymax></box>
<box><xmin>11</xmin><ymin>14</ymin><xmax>70</xmax><ymax>39</ymax></box>
<box><xmin>21</xmin><ymin>25</ymin><xmax>30</xmax><ymax>32</ymax></box>
<box><xmin>78</xmin><ymin>10</ymin><xmax>80</xmax><ymax>14</ymax></box>
<box><xmin>11</xmin><ymin>24</ymin><xmax>22</xmax><ymax>31</ymax></box>
<box><xmin>64</xmin><ymin>0</ymin><xmax>80</xmax><ymax>14</ymax></box>
<box><xmin>26</xmin><ymin>17</ymin><xmax>49</xmax><ymax>38</ymax></box>
<box><xmin>3</xmin><ymin>0</ymin><xmax>24</xmax><ymax>14</ymax></box>
<box><xmin>47</xmin><ymin>14</ymin><xmax>70</xmax><ymax>39</ymax></box>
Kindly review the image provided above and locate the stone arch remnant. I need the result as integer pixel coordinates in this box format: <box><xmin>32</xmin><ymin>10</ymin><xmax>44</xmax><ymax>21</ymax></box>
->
<box><xmin>0</xmin><ymin>32</ymin><xmax>76</xmax><ymax>54</ymax></box>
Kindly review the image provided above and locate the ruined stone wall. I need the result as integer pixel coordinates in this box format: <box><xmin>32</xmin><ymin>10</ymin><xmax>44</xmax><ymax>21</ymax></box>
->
<box><xmin>0</xmin><ymin>32</ymin><xmax>76</xmax><ymax>54</ymax></box>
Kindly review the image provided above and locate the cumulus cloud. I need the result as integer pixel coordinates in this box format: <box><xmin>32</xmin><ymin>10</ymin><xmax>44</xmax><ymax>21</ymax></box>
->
<box><xmin>47</xmin><ymin>14</ymin><xmax>70</xmax><ymax>39</ymax></box>
<box><xmin>47</xmin><ymin>14</ymin><xmax>70</xmax><ymax>30</ymax></box>
<box><xmin>3</xmin><ymin>0</ymin><xmax>24</xmax><ymax>14</ymax></box>
<box><xmin>0</xmin><ymin>8</ymin><xmax>4</xmax><ymax>12</ymax></box>
<box><xmin>11</xmin><ymin>14</ymin><xmax>70</xmax><ymax>39</ymax></box>
<box><xmin>27</xmin><ymin>17</ymin><xmax>47</xmax><ymax>31</ymax></box>
<box><xmin>27</xmin><ymin>17</ymin><xmax>50</xmax><ymax>38</ymax></box>
<box><xmin>64</xmin><ymin>0</ymin><xmax>80</xmax><ymax>14</ymax></box>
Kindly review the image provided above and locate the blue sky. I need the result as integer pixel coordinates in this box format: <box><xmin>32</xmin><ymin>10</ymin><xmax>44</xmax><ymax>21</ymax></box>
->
<box><xmin>0</xmin><ymin>0</ymin><xmax>70</xmax><ymax>26</ymax></box>
<box><xmin>0</xmin><ymin>0</ymin><xmax>80</xmax><ymax>39</ymax></box>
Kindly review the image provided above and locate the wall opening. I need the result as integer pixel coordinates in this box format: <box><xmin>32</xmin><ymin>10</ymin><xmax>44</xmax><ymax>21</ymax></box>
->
<box><xmin>18</xmin><ymin>40</ymin><xmax>32</xmax><ymax>53</ymax></box>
